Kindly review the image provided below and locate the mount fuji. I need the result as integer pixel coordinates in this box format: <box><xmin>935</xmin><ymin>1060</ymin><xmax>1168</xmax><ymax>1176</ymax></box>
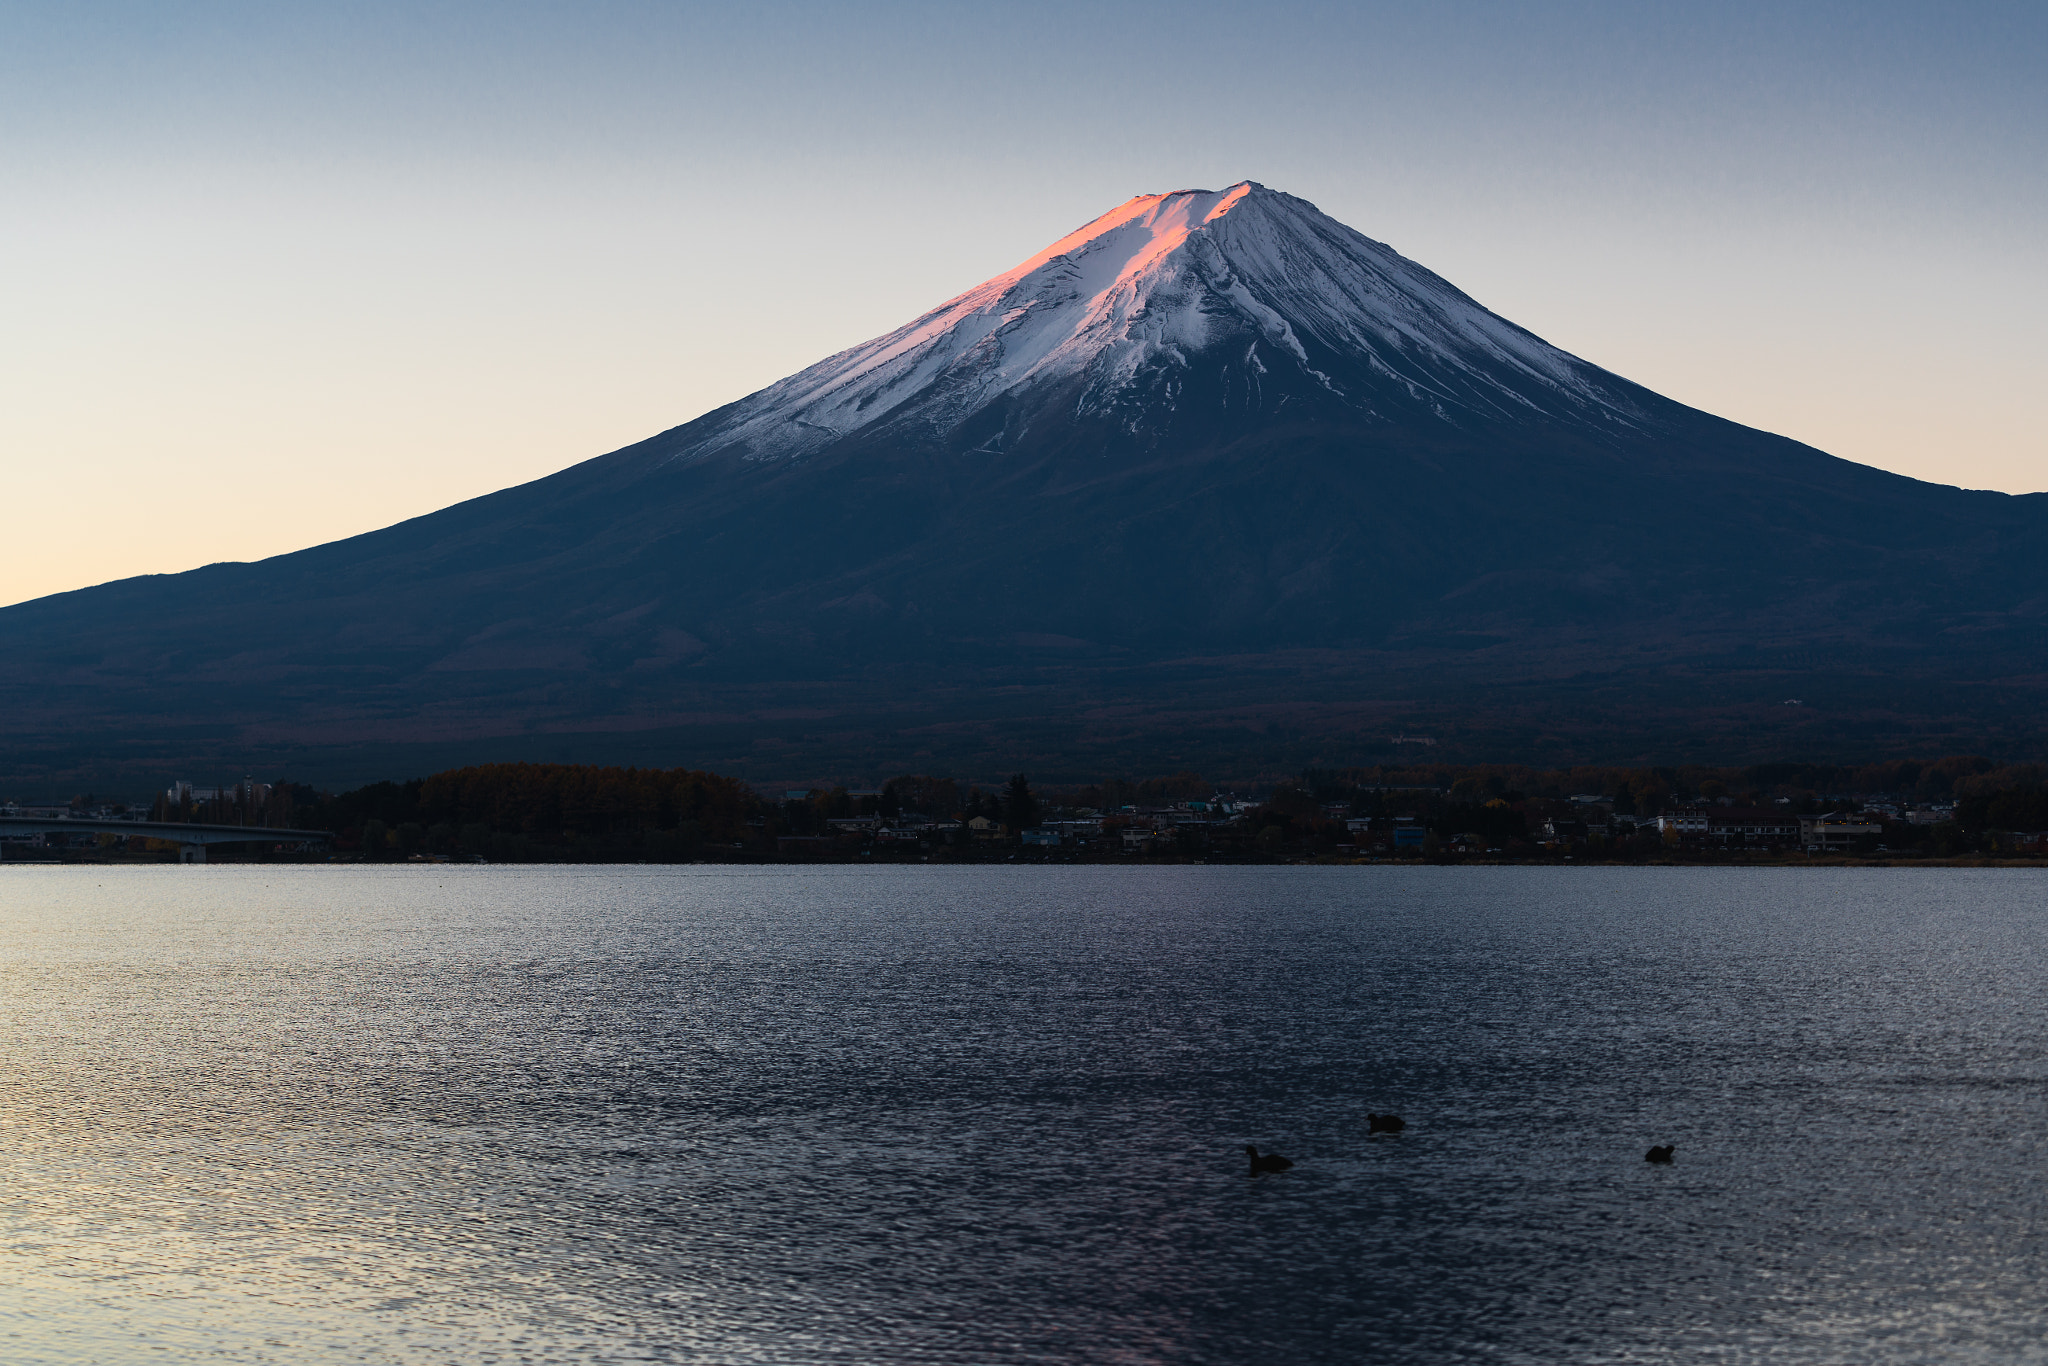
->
<box><xmin>5</xmin><ymin>182</ymin><xmax>2046</xmax><ymax>787</ymax></box>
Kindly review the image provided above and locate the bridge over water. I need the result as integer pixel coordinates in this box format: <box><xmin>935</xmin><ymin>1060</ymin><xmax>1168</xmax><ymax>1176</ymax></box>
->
<box><xmin>0</xmin><ymin>816</ymin><xmax>332</xmax><ymax>862</ymax></box>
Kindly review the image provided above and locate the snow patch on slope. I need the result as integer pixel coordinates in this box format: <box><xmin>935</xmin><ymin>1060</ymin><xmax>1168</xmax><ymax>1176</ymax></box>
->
<box><xmin>677</xmin><ymin>182</ymin><xmax>1640</xmax><ymax>464</ymax></box>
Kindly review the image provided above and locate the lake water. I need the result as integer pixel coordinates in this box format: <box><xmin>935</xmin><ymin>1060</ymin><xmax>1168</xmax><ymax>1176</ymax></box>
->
<box><xmin>1</xmin><ymin>865</ymin><xmax>2044</xmax><ymax>1364</ymax></box>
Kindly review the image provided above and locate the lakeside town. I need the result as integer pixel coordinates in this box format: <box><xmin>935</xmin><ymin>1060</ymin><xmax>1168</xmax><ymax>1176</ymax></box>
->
<box><xmin>5</xmin><ymin>756</ymin><xmax>2046</xmax><ymax>864</ymax></box>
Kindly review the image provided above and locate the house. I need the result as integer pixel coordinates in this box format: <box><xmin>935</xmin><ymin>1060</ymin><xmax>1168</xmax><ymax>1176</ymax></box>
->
<box><xmin>1705</xmin><ymin>808</ymin><xmax>1801</xmax><ymax>848</ymax></box>
<box><xmin>1392</xmin><ymin>823</ymin><xmax>1427</xmax><ymax>849</ymax></box>
<box><xmin>876</xmin><ymin>818</ymin><xmax>962</xmax><ymax>844</ymax></box>
<box><xmin>826</xmin><ymin>816</ymin><xmax>880</xmax><ymax>833</ymax></box>
<box><xmin>1020</xmin><ymin>829</ymin><xmax>1060</xmax><ymax>846</ymax></box>
<box><xmin>1657</xmin><ymin>811</ymin><xmax>1710</xmax><ymax>840</ymax></box>
<box><xmin>1654</xmin><ymin>807</ymin><xmax>1801</xmax><ymax>848</ymax></box>
<box><xmin>1799</xmin><ymin>814</ymin><xmax>1884</xmax><ymax>850</ymax></box>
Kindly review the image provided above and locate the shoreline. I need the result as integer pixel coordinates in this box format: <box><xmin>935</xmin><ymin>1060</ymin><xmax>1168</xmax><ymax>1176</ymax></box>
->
<box><xmin>7</xmin><ymin>851</ymin><xmax>2046</xmax><ymax>870</ymax></box>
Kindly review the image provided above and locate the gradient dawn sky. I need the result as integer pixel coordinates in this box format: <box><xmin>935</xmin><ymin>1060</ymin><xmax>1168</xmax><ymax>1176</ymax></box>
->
<box><xmin>4</xmin><ymin>0</ymin><xmax>2043</xmax><ymax>607</ymax></box>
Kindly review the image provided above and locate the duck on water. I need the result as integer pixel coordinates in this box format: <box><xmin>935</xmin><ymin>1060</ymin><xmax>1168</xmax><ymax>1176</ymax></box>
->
<box><xmin>1246</xmin><ymin>1145</ymin><xmax>1293</xmax><ymax>1175</ymax></box>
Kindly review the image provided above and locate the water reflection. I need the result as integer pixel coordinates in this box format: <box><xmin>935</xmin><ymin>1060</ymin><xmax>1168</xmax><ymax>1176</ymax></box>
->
<box><xmin>1</xmin><ymin>865</ymin><xmax>2044</xmax><ymax>1363</ymax></box>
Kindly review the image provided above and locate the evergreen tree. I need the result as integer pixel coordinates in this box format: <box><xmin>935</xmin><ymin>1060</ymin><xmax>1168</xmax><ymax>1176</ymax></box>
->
<box><xmin>1005</xmin><ymin>774</ymin><xmax>1039</xmax><ymax>830</ymax></box>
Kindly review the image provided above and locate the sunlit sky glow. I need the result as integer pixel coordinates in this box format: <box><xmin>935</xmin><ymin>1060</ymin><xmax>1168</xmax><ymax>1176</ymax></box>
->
<box><xmin>3</xmin><ymin>0</ymin><xmax>2042</xmax><ymax>607</ymax></box>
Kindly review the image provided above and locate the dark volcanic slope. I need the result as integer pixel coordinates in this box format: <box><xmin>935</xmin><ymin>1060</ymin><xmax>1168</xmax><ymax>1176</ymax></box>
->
<box><xmin>5</xmin><ymin>184</ymin><xmax>2045</xmax><ymax>787</ymax></box>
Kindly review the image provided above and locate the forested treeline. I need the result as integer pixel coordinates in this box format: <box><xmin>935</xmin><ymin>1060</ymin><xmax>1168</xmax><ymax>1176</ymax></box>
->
<box><xmin>419</xmin><ymin>763</ymin><xmax>757</xmax><ymax>837</ymax></box>
<box><xmin>275</xmin><ymin>753</ymin><xmax>2048</xmax><ymax>862</ymax></box>
<box><xmin>1955</xmin><ymin>782</ymin><xmax>2048</xmax><ymax>833</ymax></box>
<box><xmin>300</xmin><ymin>762</ymin><xmax>762</xmax><ymax>861</ymax></box>
<box><xmin>296</xmin><ymin>763</ymin><xmax>1052</xmax><ymax>860</ymax></box>
<box><xmin>1298</xmin><ymin>756</ymin><xmax>2023</xmax><ymax>808</ymax></box>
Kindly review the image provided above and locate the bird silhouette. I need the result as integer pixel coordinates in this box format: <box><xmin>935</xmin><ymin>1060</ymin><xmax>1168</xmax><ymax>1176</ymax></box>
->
<box><xmin>1246</xmin><ymin>1144</ymin><xmax>1294</xmax><ymax>1175</ymax></box>
<box><xmin>1645</xmin><ymin>1144</ymin><xmax>1675</xmax><ymax>1164</ymax></box>
<box><xmin>1367</xmin><ymin>1113</ymin><xmax>1406</xmax><ymax>1134</ymax></box>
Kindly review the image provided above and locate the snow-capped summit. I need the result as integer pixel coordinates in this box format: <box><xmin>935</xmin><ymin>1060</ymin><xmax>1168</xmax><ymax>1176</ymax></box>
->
<box><xmin>676</xmin><ymin>181</ymin><xmax>1641</xmax><ymax>466</ymax></box>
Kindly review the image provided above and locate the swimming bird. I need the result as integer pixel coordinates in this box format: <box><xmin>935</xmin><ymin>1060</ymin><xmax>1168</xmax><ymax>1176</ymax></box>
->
<box><xmin>1246</xmin><ymin>1144</ymin><xmax>1293</xmax><ymax>1175</ymax></box>
<box><xmin>1367</xmin><ymin>1113</ymin><xmax>1406</xmax><ymax>1134</ymax></box>
<box><xmin>1645</xmin><ymin>1144</ymin><xmax>1675</xmax><ymax>1163</ymax></box>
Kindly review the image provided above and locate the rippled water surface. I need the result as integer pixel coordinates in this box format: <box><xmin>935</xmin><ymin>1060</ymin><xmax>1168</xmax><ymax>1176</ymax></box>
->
<box><xmin>2</xmin><ymin>865</ymin><xmax>2045</xmax><ymax>1363</ymax></box>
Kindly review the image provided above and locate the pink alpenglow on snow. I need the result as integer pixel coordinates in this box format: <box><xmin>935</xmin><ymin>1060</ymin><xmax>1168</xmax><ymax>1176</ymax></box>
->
<box><xmin>677</xmin><ymin>182</ymin><xmax>1642</xmax><ymax>466</ymax></box>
